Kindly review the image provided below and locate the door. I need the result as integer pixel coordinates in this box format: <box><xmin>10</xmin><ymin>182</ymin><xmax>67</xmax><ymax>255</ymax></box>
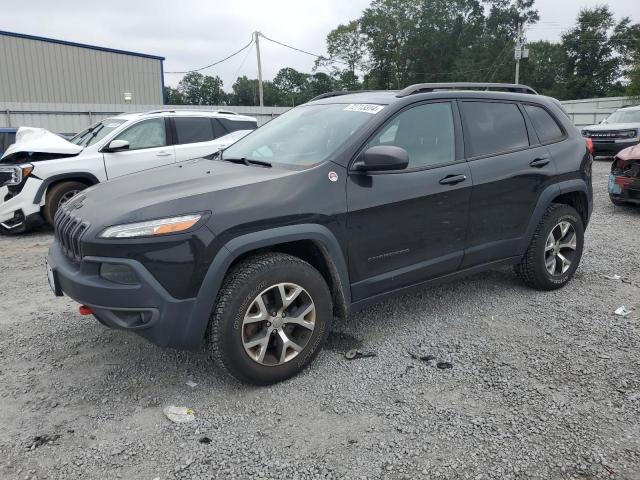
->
<box><xmin>102</xmin><ymin>118</ymin><xmax>175</xmax><ymax>178</ymax></box>
<box><xmin>347</xmin><ymin>101</ymin><xmax>472</xmax><ymax>301</ymax></box>
<box><xmin>459</xmin><ymin>100</ymin><xmax>557</xmax><ymax>267</ymax></box>
<box><xmin>172</xmin><ymin>116</ymin><xmax>220</xmax><ymax>163</ymax></box>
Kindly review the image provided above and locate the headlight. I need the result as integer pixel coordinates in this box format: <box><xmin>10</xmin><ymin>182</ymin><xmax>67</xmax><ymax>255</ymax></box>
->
<box><xmin>0</xmin><ymin>163</ymin><xmax>33</xmax><ymax>186</ymax></box>
<box><xmin>618</xmin><ymin>129</ymin><xmax>637</xmax><ymax>139</ymax></box>
<box><xmin>99</xmin><ymin>214</ymin><xmax>202</xmax><ymax>239</ymax></box>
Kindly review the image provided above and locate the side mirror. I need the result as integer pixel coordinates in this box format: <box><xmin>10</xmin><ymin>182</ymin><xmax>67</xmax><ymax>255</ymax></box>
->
<box><xmin>105</xmin><ymin>139</ymin><xmax>130</xmax><ymax>152</ymax></box>
<box><xmin>353</xmin><ymin>145</ymin><xmax>409</xmax><ymax>172</ymax></box>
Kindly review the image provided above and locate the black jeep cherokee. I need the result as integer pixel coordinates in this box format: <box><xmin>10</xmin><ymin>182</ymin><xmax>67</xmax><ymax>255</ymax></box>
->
<box><xmin>47</xmin><ymin>83</ymin><xmax>593</xmax><ymax>385</ymax></box>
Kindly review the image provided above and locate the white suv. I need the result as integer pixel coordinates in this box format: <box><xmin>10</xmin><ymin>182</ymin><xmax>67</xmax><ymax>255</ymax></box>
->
<box><xmin>0</xmin><ymin>110</ymin><xmax>257</xmax><ymax>233</ymax></box>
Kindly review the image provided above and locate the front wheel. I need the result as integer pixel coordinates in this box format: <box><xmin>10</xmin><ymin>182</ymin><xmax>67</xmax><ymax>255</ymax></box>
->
<box><xmin>515</xmin><ymin>204</ymin><xmax>584</xmax><ymax>290</ymax></box>
<box><xmin>43</xmin><ymin>181</ymin><xmax>88</xmax><ymax>226</ymax></box>
<box><xmin>206</xmin><ymin>253</ymin><xmax>333</xmax><ymax>385</ymax></box>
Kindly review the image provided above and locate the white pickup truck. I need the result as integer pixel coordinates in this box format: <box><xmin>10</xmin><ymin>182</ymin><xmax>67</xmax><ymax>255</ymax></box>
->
<box><xmin>0</xmin><ymin>109</ymin><xmax>257</xmax><ymax>233</ymax></box>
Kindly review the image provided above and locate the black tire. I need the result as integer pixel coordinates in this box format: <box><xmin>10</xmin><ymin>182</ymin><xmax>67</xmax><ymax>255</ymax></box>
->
<box><xmin>206</xmin><ymin>252</ymin><xmax>333</xmax><ymax>385</ymax></box>
<box><xmin>43</xmin><ymin>181</ymin><xmax>87</xmax><ymax>226</ymax></box>
<box><xmin>515</xmin><ymin>204</ymin><xmax>584</xmax><ymax>291</ymax></box>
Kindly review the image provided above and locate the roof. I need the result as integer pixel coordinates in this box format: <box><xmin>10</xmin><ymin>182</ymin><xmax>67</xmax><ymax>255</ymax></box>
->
<box><xmin>619</xmin><ymin>104</ymin><xmax>640</xmax><ymax>111</ymax></box>
<box><xmin>0</xmin><ymin>30</ymin><xmax>164</xmax><ymax>61</ymax></box>
<box><xmin>0</xmin><ymin>127</ymin><xmax>18</xmax><ymax>133</ymax></box>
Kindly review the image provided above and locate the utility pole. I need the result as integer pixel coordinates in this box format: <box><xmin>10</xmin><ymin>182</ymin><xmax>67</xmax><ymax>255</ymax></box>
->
<box><xmin>514</xmin><ymin>22</ymin><xmax>528</xmax><ymax>84</ymax></box>
<box><xmin>254</xmin><ymin>31</ymin><xmax>264</xmax><ymax>108</ymax></box>
<box><xmin>514</xmin><ymin>22</ymin><xmax>522</xmax><ymax>84</ymax></box>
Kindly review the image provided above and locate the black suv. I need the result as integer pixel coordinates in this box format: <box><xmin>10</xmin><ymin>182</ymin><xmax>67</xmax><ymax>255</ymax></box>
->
<box><xmin>47</xmin><ymin>83</ymin><xmax>593</xmax><ymax>385</ymax></box>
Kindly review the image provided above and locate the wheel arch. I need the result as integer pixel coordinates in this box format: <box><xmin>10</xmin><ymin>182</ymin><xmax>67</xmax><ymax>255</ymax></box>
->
<box><xmin>520</xmin><ymin>180</ymin><xmax>591</xmax><ymax>254</ymax></box>
<box><xmin>184</xmin><ymin>224</ymin><xmax>351</xmax><ymax>348</ymax></box>
<box><xmin>33</xmin><ymin>173</ymin><xmax>100</xmax><ymax>204</ymax></box>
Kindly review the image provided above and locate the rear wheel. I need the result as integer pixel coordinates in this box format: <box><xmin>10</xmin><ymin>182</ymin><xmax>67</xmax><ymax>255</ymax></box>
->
<box><xmin>206</xmin><ymin>253</ymin><xmax>332</xmax><ymax>385</ymax></box>
<box><xmin>43</xmin><ymin>181</ymin><xmax>87</xmax><ymax>226</ymax></box>
<box><xmin>515</xmin><ymin>204</ymin><xmax>584</xmax><ymax>290</ymax></box>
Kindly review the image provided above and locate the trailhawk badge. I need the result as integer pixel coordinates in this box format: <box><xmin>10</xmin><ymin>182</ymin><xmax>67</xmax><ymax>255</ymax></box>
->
<box><xmin>328</xmin><ymin>171</ymin><xmax>338</xmax><ymax>182</ymax></box>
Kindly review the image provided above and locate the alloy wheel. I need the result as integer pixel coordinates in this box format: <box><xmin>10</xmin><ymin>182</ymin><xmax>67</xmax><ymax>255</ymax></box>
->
<box><xmin>58</xmin><ymin>190</ymin><xmax>81</xmax><ymax>208</ymax></box>
<box><xmin>241</xmin><ymin>283</ymin><xmax>316</xmax><ymax>366</ymax></box>
<box><xmin>544</xmin><ymin>221</ymin><xmax>577</xmax><ymax>276</ymax></box>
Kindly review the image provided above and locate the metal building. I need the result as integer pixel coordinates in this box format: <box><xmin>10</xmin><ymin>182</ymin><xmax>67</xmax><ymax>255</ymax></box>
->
<box><xmin>0</xmin><ymin>30</ymin><xmax>164</xmax><ymax>105</ymax></box>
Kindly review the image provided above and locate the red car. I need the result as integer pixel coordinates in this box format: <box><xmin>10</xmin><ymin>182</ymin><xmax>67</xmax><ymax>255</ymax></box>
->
<box><xmin>609</xmin><ymin>144</ymin><xmax>640</xmax><ymax>206</ymax></box>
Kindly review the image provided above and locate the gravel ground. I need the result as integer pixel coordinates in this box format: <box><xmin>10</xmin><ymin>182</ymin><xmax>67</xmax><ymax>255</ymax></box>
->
<box><xmin>1</xmin><ymin>159</ymin><xmax>639</xmax><ymax>480</ymax></box>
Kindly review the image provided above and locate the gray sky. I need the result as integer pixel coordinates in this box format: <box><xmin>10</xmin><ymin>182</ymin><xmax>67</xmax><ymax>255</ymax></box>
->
<box><xmin>1</xmin><ymin>0</ymin><xmax>638</xmax><ymax>89</ymax></box>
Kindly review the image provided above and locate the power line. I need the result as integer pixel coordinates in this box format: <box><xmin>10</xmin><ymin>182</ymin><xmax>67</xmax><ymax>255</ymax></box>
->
<box><xmin>164</xmin><ymin>37</ymin><xmax>254</xmax><ymax>74</ymax></box>
<box><xmin>232</xmin><ymin>40</ymin><xmax>255</xmax><ymax>80</ymax></box>
<box><xmin>259</xmin><ymin>33</ymin><xmax>349</xmax><ymax>66</ymax></box>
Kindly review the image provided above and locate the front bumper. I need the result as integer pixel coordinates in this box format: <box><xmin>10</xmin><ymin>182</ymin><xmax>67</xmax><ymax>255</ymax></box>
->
<box><xmin>0</xmin><ymin>177</ymin><xmax>44</xmax><ymax>228</ymax></box>
<box><xmin>609</xmin><ymin>173</ymin><xmax>640</xmax><ymax>205</ymax></box>
<box><xmin>591</xmin><ymin>139</ymin><xmax>639</xmax><ymax>157</ymax></box>
<box><xmin>47</xmin><ymin>242</ymin><xmax>202</xmax><ymax>349</ymax></box>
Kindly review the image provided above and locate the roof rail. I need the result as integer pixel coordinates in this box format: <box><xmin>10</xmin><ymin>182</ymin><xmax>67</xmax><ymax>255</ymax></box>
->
<box><xmin>143</xmin><ymin>109</ymin><xmax>176</xmax><ymax>115</ymax></box>
<box><xmin>309</xmin><ymin>90</ymin><xmax>382</xmax><ymax>102</ymax></box>
<box><xmin>396</xmin><ymin>82</ymin><xmax>538</xmax><ymax>97</ymax></box>
<box><xmin>213</xmin><ymin>109</ymin><xmax>239</xmax><ymax>115</ymax></box>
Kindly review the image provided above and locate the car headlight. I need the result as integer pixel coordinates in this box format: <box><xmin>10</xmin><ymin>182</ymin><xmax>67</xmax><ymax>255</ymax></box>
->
<box><xmin>99</xmin><ymin>214</ymin><xmax>202</xmax><ymax>239</ymax></box>
<box><xmin>0</xmin><ymin>163</ymin><xmax>33</xmax><ymax>186</ymax></box>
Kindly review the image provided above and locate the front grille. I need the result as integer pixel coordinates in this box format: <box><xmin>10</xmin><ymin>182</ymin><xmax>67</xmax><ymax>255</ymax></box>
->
<box><xmin>584</xmin><ymin>130</ymin><xmax>637</xmax><ymax>140</ymax></box>
<box><xmin>54</xmin><ymin>207</ymin><xmax>89</xmax><ymax>262</ymax></box>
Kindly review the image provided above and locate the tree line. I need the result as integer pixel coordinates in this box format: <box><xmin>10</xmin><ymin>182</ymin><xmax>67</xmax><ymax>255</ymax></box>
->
<box><xmin>165</xmin><ymin>0</ymin><xmax>640</xmax><ymax>106</ymax></box>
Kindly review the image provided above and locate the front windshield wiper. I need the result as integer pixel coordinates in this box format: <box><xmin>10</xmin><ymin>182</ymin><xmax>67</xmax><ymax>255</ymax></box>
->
<box><xmin>222</xmin><ymin>156</ymin><xmax>272</xmax><ymax>168</ymax></box>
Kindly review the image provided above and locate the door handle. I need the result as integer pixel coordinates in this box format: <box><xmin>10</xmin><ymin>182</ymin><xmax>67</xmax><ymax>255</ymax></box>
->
<box><xmin>529</xmin><ymin>157</ymin><xmax>550</xmax><ymax>168</ymax></box>
<box><xmin>156</xmin><ymin>151</ymin><xmax>172</xmax><ymax>157</ymax></box>
<box><xmin>439</xmin><ymin>174</ymin><xmax>467</xmax><ymax>185</ymax></box>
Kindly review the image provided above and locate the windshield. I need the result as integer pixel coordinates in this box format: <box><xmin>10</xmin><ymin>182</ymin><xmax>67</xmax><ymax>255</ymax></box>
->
<box><xmin>69</xmin><ymin>118</ymin><xmax>126</xmax><ymax>147</ymax></box>
<box><xmin>222</xmin><ymin>103</ymin><xmax>383</xmax><ymax>167</ymax></box>
<box><xmin>604</xmin><ymin>110</ymin><xmax>640</xmax><ymax>124</ymax></box>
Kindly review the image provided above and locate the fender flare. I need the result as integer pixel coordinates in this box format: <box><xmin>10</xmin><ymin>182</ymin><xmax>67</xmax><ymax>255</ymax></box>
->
<box><xmin>33</xmin><ymin>172</ymin><xmax>100</xmax><ymax>203</ymax></box>
<box><xmin>183</xmin><ymin>224</ymin><xmax>351</xmax><ymax>347</ymax></box>
<box><xmin>519</xmin><ymin>179</ymin><xmax>591</xmax><ymax>253</ymax></box>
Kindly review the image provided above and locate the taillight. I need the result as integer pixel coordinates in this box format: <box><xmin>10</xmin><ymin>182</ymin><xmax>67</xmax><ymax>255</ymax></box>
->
<box><xmin>585</xmin><ymin>138</ymin><xmax>594</xmax><ymax>155</ymax></box>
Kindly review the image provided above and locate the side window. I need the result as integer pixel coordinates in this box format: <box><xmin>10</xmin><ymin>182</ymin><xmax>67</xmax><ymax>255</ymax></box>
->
<box><xmin>174</xmin><ymin>117</ymin><xmax>215</xmax><ymax>144</ymax></box>
<box><xmin>114</xmin><ymin>118</ymin><xmax>167</xmax><ymax>151</ymax></box>
<box><xmin>367</xmin><ymin>102</ymin><xmax>455</xmax><ymax>168</ymax></box>
<box><xmin>218</xmin><ymin>118</ymin><xmax>258</xmax><ymax>134</ymax></box>
<box><xmin>524</xmin><ymin>104</ymin><xmax>564</xmax><ymax>144</ymax></box>
<box><xmin>211</xmin><ymin>119</ymin><xmax>228</xmax><ymax>138</ymax></box>
<box><xmin>461</xmin><ymin>102</ymin><xmax>529</xmax><ymax>157</ymax></box>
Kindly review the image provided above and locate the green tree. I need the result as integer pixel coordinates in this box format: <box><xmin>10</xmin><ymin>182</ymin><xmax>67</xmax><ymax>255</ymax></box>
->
<box><xmin>520</xmin><ymin>41</ymin><xmax>567</xmax><ymax>97</ymax></box>
<box><xmin>627</xmin><ymin>64</ymin><xmax>640</xmax><ymax>97</ymax></box>
<box><xmin>163</xmin><ymin>86</ymin><xmax>184</xmax><ymax>105</ymax></box>
<box><xmin>177</xmin><ymin>72</ymin><xmax>227</xmax><ymax>105</ymax></box>
<box><xmin>273</xmin><ymin>68</ymin><xmax>309</xmax><ymax>106</ymax></box>
<box><xmin>561</xmin><ymin>6</ymin><xmax>619</xmax><ymax>99</ymax></box>
<box><xmin>316</xmin><ymin>20</ymin><xmax>366</xmax><ymax>87</ymax></box>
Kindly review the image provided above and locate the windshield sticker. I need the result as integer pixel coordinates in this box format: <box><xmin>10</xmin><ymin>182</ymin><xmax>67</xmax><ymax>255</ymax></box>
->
<box><xmin>344</xmin><ymin>104</ymin><xmax>384</xmax><ymax>114</ymax></box>
<box><xmin>105</xmin><ymin>123</ymin><xmax>122</xmax><ymax>128</ymax></box>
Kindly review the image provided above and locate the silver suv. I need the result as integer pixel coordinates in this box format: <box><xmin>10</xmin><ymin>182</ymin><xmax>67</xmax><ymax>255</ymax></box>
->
<box><xmin>581</xmin><ymin>105</ymin><xmax>640</xmax><ymax>157</ymax></box>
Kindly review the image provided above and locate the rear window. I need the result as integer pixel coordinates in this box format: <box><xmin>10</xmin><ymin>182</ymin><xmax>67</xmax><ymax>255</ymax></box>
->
<box><xmin>461</xmin><ymin>101</ymin><xmax>529</xmax><ymax>157</ymax></box>
<box><xmin>524</xmin><ymin>104</ymin><xmax>564</xmax><ymax>143</ymax></box>
<box><xmin>218</xmin><ymin>118</ymin><xmax>258</xmax><ymax>133</ymax></box>
<box><xmin>174</xmin><ymin>117</ymin><xmax>215</xmax><ymax>144</ymax></box>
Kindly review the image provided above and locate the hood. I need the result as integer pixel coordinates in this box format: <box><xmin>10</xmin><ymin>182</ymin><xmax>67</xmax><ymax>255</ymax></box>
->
<box><xmin>72</xmin><ymin>157</ymin><xmax>297</xmax><ymax>230</ymax></box>
<box><xmin>616</xmin><ymin>144</ymin><xmax>640</xmax><ymax>162</ymax></box>
<box><xmin>1</xmin><ymin>127</ymin><xmax>83</xmax><ymax>161</ymax></box>
<box><xmin>582</xmin><ymin>122</ymin><xmax>640</xmax><ymax>131</ymax></box>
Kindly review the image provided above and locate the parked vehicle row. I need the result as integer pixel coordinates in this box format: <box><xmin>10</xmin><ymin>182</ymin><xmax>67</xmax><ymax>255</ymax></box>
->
<box><xmin>0</xmin><ymin>110</ymin><xmax>257</xmax><ymax>233</ymax></box>
<box><xmin>45</xmin><ymin>83</ymin><xmax>593</xmax><ymax>385</ymax></box>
